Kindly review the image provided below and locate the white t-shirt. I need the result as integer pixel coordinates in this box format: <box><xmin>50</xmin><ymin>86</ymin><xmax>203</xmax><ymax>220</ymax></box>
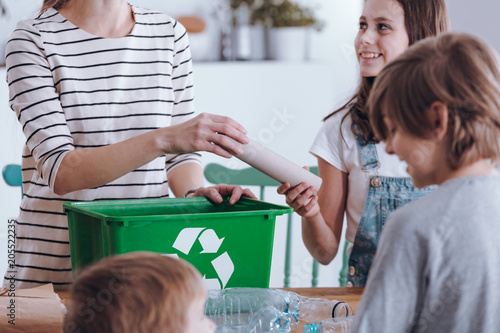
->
<box><xmin>309</xmin><ymin>107</ymin><xmax>410</xmax><ymax>244</ymax></box>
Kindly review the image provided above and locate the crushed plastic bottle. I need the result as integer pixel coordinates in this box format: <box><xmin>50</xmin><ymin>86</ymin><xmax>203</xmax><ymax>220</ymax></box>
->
<box><xmin>302</xmin><ymin>316</ymin><xmax>355</xmax><ymax>333</ymax></box>
<box><xmin>205</xmin><ymin>288</ymin><xmax>352</xmax><ymax>332</ymax></box>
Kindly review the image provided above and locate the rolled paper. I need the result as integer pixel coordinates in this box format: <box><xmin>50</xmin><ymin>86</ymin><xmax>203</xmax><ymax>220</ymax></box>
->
<box><xmin>232</xmin><ymin>138</ymin><xmax>322</xmax><ymax>192</ymax></box>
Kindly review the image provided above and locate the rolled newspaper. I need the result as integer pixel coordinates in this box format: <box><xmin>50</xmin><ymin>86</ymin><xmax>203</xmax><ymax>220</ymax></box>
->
<box><xmin>232</xmin><ymin>138</ymin><xmax>322</xmax><ymax>192</ymax></box>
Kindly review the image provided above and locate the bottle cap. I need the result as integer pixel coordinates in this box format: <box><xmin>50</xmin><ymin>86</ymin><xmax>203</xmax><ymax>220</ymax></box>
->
<box><xmin>303</xmin><ymin>322</ymin><xmax>319</xmax><ymax>333</ymax></box>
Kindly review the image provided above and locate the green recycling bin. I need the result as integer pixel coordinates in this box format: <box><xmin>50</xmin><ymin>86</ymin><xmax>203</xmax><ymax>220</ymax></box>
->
<box><xmin>63</xmin><ymin>197</ymin><xmax>292</xmax><ymax>289</ymax></box>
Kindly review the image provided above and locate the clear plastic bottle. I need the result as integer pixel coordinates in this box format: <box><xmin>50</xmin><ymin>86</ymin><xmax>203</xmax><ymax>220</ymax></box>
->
<box><xmin>205</xmin><ymin>288</ymin><xmax>352</xmax><ymax>331</ymax></box>
<box><xmin>299</xmin><ymin>294</ymin><xmax>352</xmax><ymax>322</ymax></box>
<box><xmin>302</xmin><ymin>316</ymin><xmax>355</xmax><ymax>333</ymax></box>
<box><xmin>215</xmin><ymin>306</ymin><xmax>290</xmax><ymax>333</ymax></box>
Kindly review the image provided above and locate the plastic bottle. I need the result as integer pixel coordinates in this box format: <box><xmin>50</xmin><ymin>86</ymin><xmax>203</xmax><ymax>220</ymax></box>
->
<box><xmin>302</xmin><ymin>316</ymin><xmax>355</xmax><ymax>333</ymax></box>
<box><xmin>205</xmin><ymin>288</ymin><xmax>352</xmax><ymax>331</ymax></box>
<box><xmin>215</xmin><ymin>306</ymin><xmax>290</xmax><ymax>333</ymax></box>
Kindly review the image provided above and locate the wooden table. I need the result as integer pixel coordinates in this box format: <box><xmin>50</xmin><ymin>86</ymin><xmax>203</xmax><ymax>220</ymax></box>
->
<box><xmin>283</xmin><ymin>287</ymin><xmax>363</xmax><ymax>331</ymax></box>
<box><xmin>58</xmin><ymin>290</ymin><xmax>71</xmax><ymax>307</ymax></box>
<box><xmin>283</xmin><ymin>287</ymin><xmax>363</xmax><ymax>314</ymax></box>
<box><xmin>59</xmin><ymin>287</ymin><xmax>363</xmax><ymax>309</ymax></box>
<box><xmin>58</xmin><ymin>287</ymin><xmax>363</xmax><ymax>330</ymax></box>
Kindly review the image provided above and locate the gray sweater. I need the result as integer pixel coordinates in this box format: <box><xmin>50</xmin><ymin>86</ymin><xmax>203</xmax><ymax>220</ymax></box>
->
<box><xmin>352</xmin><ymin>175</ymin><xmax>500</xmax><ymax>333</ymax></box>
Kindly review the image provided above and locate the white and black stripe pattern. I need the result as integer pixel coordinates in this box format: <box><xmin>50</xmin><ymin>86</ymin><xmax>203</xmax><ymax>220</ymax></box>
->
<box><xmin>5</xmin><ymin>6</ymin><xmax>201</xmax><ymax>289</ymax></box>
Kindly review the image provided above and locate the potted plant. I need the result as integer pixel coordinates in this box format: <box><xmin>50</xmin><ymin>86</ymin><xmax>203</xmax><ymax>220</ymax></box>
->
<box><xmin>216</xmin><ymin>0</ymin><xmax>321</xmax><ymax>61</ymax></box>
<box><xmin>251</xmin><ymin>0</ymin><xmax>322</xmax><ymax>61</ymax></box>
<box><xmin>252</xmin><ymin>0</ymin><xmax>318</xmax><ymax>28</ymax></box>
<box><xmin>229</xmin><ymin>0</ymin><xmax>258</xmax><ymax>60</ymax></box>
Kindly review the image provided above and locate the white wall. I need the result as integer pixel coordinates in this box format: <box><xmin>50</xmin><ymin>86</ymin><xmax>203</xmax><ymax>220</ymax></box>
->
<box><xmin>1</xmin><ymin>0</ymin><xmax>499</xmax><ymax>287</ymax></box>
<box><xmin>446</xmin><ymin>0</ymin><xmax>499</xmax><ymax>53</ymax></box>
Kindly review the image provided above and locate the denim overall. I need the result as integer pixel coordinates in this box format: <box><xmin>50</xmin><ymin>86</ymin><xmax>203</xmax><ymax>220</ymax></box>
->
<box><xmin>346</xmin><ymin>138</ymin><xmax>435</xmax><ymax>287</ymax></box>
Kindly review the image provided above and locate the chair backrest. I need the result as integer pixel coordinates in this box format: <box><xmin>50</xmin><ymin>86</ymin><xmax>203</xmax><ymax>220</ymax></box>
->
<box><xmin>2</xmin><ymin>164</ymin><xmax>23</xmax><ymax>197</ymax></box>
<box><xmin>204</xmin><ymin>163</ymin><xmax>319</xmax><ymax>287</ymax></box>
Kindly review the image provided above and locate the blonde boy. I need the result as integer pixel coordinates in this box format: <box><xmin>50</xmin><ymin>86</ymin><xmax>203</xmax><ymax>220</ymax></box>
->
<box><xmin>64</xmin><ymin>252</ymin><xmax>215</xmax><ymax>333</ymax></box>
<box><xmin>353</xmin><ymin>33</ymin><xmax>500</xmax><ymax>332</ymax></box>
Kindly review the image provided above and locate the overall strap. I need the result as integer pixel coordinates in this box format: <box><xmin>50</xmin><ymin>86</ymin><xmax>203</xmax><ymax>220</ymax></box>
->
<box><xmin>354</xmin><ymin>132</ymin><xmax>381</xmax><ymax>188</ymax></box>
<box><xmin>355</xmin><ymin>136</ymin><xmax>380</xmax><ymax>172</ymax></box>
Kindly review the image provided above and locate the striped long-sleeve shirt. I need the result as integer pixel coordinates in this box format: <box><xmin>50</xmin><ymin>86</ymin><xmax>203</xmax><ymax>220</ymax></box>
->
<box><xmin>5</xmin><ymin>6</ymin><xmax>201</xmax><ymax>289</ymax></box>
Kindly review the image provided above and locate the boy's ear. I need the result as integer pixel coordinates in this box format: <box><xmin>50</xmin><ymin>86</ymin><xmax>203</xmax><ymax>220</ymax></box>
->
<box><xmin>427</xmin><ymin>101</ymin><xmax>449</xmax><ymax>142</ymax></box>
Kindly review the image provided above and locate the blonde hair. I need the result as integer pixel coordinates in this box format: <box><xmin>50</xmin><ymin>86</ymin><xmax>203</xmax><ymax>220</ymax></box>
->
<box><xmin>369</xmin><ymin>33</ymin><xmax>500</xmax><ymax>169</ymax></box>
<box><xmin>64</xmin><ymin>252</ymin><xmax>205</xmax><ymax>333</ymax></box>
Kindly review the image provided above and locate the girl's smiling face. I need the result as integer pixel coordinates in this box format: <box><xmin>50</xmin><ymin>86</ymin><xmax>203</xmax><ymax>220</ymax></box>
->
<box><xmin>355</xmin><ymin>0</ymin><xmax>409</xmax><ymax>77</ymax></box>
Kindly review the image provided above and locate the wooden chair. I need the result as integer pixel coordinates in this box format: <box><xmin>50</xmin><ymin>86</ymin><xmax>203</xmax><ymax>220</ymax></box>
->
<box><xmin>204</xmin><ymin>163</ymin><xmax>320</xmax><ymax>287</ymax></box>
<box><xmin>2</xmin><ymin>164</ymin><xmax>23</xmax><ymax>197</ymax></box>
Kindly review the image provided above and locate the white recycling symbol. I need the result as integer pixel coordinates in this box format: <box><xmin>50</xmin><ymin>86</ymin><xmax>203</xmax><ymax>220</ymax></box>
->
<box><xmin>170</xmin><ymin>228</ymin><xmax>234</xmax><ymax>289</ymax></box>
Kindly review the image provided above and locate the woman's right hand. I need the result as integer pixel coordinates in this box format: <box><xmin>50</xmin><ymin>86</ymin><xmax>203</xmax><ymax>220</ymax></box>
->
<box><xmin>277</xmin><ymin>181</ymin><xmax>320</xmax><ymax>218</ymax></box>
<box><xmin>160</xmin><ymin>113</ymin><xmax>249</xmax><ymax>158</ymax></box>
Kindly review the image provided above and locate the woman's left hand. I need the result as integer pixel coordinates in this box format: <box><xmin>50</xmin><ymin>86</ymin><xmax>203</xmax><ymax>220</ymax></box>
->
<box><xmin>186</xmin><ymin>184</ymin><xmax>257</xmax><ymax>205</ymax></box>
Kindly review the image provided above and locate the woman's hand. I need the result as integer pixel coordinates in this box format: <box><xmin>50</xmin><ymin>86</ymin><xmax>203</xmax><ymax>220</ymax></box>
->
<box><xmin>186</xmin><ymin>184</ymin><xmax>257</xmax><ymax>205</ymax></box>
<box><xmin>160</xmin><ymin>113</ymin><xmax>249</xmax><ymax>158</ymax></box>
<box><xmin>54</xmin><ymin>113</ymin><xmax>247</xmax><ymax>195</ymax></box>
<box><xmin>277</xmin><ymin>181</ymin><xmax>320</xmax><ymax>218</ymax></box>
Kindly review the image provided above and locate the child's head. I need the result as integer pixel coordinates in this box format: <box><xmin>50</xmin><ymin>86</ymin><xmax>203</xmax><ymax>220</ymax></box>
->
<box><xmin>355</xmin><ymin>0</ymin><xmax>450</xmax><ymax>78</ymax></box>
<box><xmin>369</xmin><ymin>33</ymin><xmax>500</xmax><ymax>185</ymax></box>
<box><xmin>64</xmin><ymin>252</ymin><xmax>216</xmax><ymax>333</ymax></box>
<box><xmin>342</xmin><ymin>0</ymin><xmax>449</xmax><ymax>144</ymax></box>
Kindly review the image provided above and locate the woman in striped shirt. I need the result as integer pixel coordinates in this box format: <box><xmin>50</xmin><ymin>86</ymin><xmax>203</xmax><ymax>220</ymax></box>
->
<box><xmin>5</xmin><ymin>0</ymin><xmax>255</xmax><ymax>289</ymax></box>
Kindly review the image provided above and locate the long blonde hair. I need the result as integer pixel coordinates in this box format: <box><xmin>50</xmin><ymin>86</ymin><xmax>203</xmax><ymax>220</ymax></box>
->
<box><xmin>41</xmin><ymin>0</ymin><xmax>69</xmax><ymax>12</ymax></box>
